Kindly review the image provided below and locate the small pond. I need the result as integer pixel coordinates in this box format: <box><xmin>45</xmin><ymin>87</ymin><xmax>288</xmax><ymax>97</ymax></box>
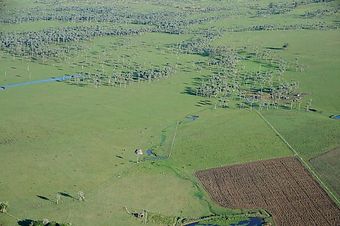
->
<box><xmin>330</xmin><ymin>115</ymin><xmax>340</xmax><ymax>120</ymax></box>
<box><xmin>230</xmin><ymin>217</ymin><xmax>264</xmax><ymax>226</ymax></box>
<box><xmin>186</xmin><ymin>217</ymin><xmax>264</xmax><ymax>226</ymax></box>
<box><xmin>186</xmin><ymin>223</ymin><xmax>218</xmax><ymax>226</ymax></box>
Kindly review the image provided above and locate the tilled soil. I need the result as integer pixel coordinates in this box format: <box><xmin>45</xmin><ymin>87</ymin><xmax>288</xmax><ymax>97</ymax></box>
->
<box><xmin>196</xmin><ymin>157</ymin><xmax>340</xmax><ymax>226</ymax></box>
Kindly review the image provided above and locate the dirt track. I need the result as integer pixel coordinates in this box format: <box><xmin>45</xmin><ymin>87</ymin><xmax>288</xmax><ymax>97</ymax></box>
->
<box><xmin>196</xmin><ymin>157</ymin><xmax>340</xmax><ymax>225</ymax></box>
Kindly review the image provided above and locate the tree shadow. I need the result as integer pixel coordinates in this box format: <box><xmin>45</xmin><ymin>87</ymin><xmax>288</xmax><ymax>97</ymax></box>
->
<box><xmin>196</xmin><ymin>100</ymin><xmax>212</xmax><ymax>107</ymax></box>
<box><xmin>192</xmin><ymin>76</ymin><xmax>206</xmax><ymax>83</ymax></box>
<box><xmin>36</xmin><ymin>195</ymin><xmax>51</xmax><ymax>202</ymax></box>
<box><xmin>182</xmin><ymin>87</ymin><xmax>196</xmax><ymax>96</ymax></box>
<box><xmin>17</xmin><ymin>219</ymin><xmax>34</xmax><ymax>226</ymax></box>
<box><xmin>63</xmin><ymin>82</ymin><xmax>88</xmax><ymax>88</ymax></box>
<box><xmin>58</xmin><ymin>192</ymin><xmax>76</xmax><ymax>200</ymax></box>
<box><xmin>246</xmin><ymin>59</ymin><xmax>279</xmax><ymax>70</ymax></box>
<box><xmin>265</xmin><ymin>46</ymin><xmax>284</xmax><ymax>50</ymax></box>
<box><xmin>181</xmin><ymin>76</ymin><xmax>206</xmax><ymax>96</ymax></box>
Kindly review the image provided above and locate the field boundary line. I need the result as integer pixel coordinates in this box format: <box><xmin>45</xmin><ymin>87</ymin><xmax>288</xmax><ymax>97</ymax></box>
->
<box><xmin>255</xmin><ymin>110</ymin><xmax>340</xmax><ymax>205</ymax></box>
<box><xmin>167</xmin><ymin>106</ymin><xmax>215</xmax><ymax>158</ymax></box>
<box><xmin>168</xmin><ymin>120</ymin><xmax>180</xmax><ymax>158</ymax></box>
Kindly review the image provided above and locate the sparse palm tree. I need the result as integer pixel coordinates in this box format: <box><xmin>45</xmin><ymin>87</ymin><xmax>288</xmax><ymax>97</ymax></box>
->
<box><xmin>78</xmin><ymin>191</ymin><xmax>85</xmax><ymax>201</ymax></box>
<box><xmin>135</xmin><ymin>148</ymin><xmax>143</xmax><ymax>163</ymax></box>
<box><xmin>56</xmin><ymin>194</ymin><xmax>61</xmax><ymax>205</ymax></box>
<box><xmin>0</xmin><ymin>201</ymin><xmax>8</xmax><ymax>213</ymax></box>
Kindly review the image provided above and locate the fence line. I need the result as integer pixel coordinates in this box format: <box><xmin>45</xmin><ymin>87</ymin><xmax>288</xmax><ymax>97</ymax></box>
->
<box><xmin>168</xmin><ymin>121</ymin><xmax>180</xmax><ymax>158</ymax></box>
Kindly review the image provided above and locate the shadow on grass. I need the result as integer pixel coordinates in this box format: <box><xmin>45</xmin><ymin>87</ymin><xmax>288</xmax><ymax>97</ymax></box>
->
<box><xmin>183</xmin><ymin>87</ymin><xmax>196</xmax><ymax>96</ymax></box>
<box><xmin>58</xmin><ymin>192</ymin><xmax>76</xmax><ymax>200</ymax></box>
<box><xmin>36</xmin><ymin>195</ymin><xmax>51</xmax><ymax>202</ymax></box>
<box><xmin>196</xmin><ymin>100</ymin><xmax>212</xmax><ymax>107</ymax></box>
<box><xmin>265</xmin><ymin>46</ymin><xmax>284</xmax><ymax>50</ymax></box>
<box><xmin>17</xmin><ymin>219</ymin><xmax>33</xmax><ymax>226</ymax></box>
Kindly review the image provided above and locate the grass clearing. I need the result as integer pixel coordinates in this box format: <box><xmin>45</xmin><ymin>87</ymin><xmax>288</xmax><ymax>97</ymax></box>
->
<box><xmin>310</xmin><ymin>148</ymin><xmax>340</xmax><ymax>198</ymax></box>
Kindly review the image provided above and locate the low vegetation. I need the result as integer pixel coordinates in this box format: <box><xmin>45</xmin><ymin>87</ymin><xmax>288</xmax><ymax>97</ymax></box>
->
<box><xmin>0</xmin><ymin>0</ymin><xmax>339</xmax><ymax>225</ymax></box>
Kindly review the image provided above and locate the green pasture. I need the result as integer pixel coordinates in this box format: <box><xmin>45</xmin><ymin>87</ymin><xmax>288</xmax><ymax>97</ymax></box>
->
<box><xmin>0</xmin><ymin>60</ymin><xmax>289</xmax><ymax>225</ymax></box>
<box><xmin>310</xmin><ymin>148</ymin><xmax>340</xmax><ymax>197</ymax></box>
<box><xmin>0</xmin><ymin>0</ymin><xmax>339</xmax><ymax>225</ymax></box>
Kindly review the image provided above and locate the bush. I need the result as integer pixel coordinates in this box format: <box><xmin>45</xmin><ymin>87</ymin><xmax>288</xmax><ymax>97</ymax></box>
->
<box><xmin>31</xmin><ymin>220</ymin><xmax>70</xmax><ymax>226</ymax></box>
<box><xmin>0</xmin><ymin>202</ymin><xmax>8</xmax><ymax>213</ymax></box>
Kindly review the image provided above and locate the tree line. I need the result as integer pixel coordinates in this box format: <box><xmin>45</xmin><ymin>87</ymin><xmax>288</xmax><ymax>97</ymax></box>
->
<box><xmin>0</xmin><ymin>25</ymin><xmax>149</xmax><ymax>58</ymax></box>
<box><xmin>67</xmin><ymin>64</ymin><xmax>176</xmax><ymax>88</ymax></box>
<box><xmin>0</xmin><ymin>3</ymin><xmax>223</xmax><ymax>35</ymax></box>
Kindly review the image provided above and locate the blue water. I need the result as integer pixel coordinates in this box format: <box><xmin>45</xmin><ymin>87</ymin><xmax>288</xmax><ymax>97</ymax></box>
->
<box><xmin>186</xmin><ymin>115</ymin><xmax>199</xmax><ymax>121</ymax></box>
<box><xmin>333</xmin><ymin>115</ymin><xmax>340</xmax><ymax>119</ymax></box>
<box><xmin>146</xmin><ymin>149</ymin><xmax>154</xmax><ymax>156</ymax></box>
<box><xmin>185</xmin><ymin>217</ymin><xmax>263</xmax><ymax>226</ymax></box>
<box><xmin>185</xmin><ymin>223</ymin><xmax>218</xmax><ymax>226</ymax></box>
<box><xmin>0</xmin><ymin>74</ymin><xmax>81</xmax><ymax>90</ymax></box>
<box><xmin>230</xmin><ymin>217</ymin><xmax>264</xmax><ymax>226</ymax></box>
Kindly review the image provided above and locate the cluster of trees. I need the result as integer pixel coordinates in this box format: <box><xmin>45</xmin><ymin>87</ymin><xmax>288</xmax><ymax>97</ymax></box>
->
<box><xmin>68</xmin><ymin>64</ymin><xmax>176</xmax><ymax>88</ymax></box>
<box><xmin>196</xmin><ymin>68</ymin><xmax>302</xmax><ymax>110</ymax></box>
<box><xmin>310</xmin><ymin>0</ymin><xmax>336</xmax><ymax>2</ymax></box>
<box><xmin>25</xmin><ymin>219</ymin><xmax>71</xmax><ymax>226</ymax></box>
<box><xmin>178</xmin><ymin>37</ymin><xmax>214</xmax><ymax>56</ymax></box>
<box><xmin>176</xmin><ymin>33</ymin><xmax>302</xmax><ymax>110</ymax></box>
<box><xmin>0</xmin><ymin>0</ymin><xmax>5</xmax><ymax>10</ymax></box>
<box><xmin>133</xmin><ymin>12</ymin><xmax>222</xmax><ymax>34</ymax></box>
<box><xmin>0</xmin><ymin>201</ymin><xmax>8</xmax><ymax>213</ymax></box>
<box><xmin>177</xmin><ymin>31</ymin><xmax>224</xmax><ymax>57</ymax></box>
<box><xmin>208</xmin><ymin>53</ymin><xmax>239</xmax><ymax>67</ymax></box>
<box><xmin>0</xmin><ymin>3</ymin><xmax>228</xmax><ymax>59</ymax></box>
<box><xmin>225</xmin><ymin>22</ymin><xmax>338</xmax><ymax>33</ymax></box>
<box><xmin>0</xmin><ymin>4</ymin><xmax>127</xmax><ymax>23</ymax></box>
<box><xmin>259</xmin><ymin>2</ymin><xmax>297</xmax><ymax>15</ymax></box>
<box><xmin>0</xmin><ymin>26</ymin><xmax>148</xmax><ymax>58</ymax></box>
<box><xmin>302</xmin><ymin>7</ymin><xmax>338</xmax><ymax>18</ymax></box>
<box><xmin>0</xmin><ymin>3</ymin><xmax>221</xmax><ymax>35</ymax></box>
<box><xmin>2</xmin><ymin>0</ymin><xmax>335</xmax><ymax>61</ymax></box>
<box><xmin>254</xmin><ymin>0</ymin><xmax>336</xmax><ymax>17</ymax></box>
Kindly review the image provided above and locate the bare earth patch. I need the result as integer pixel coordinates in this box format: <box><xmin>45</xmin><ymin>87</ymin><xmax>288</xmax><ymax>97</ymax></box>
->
<box><xmin>196</xmin><ymin>157</ymin><xmax>340</xmax><ymax>226</ymax></box>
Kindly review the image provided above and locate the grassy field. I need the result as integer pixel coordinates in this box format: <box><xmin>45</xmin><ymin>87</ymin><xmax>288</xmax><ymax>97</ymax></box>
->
<box><xmin>0</xmin><ymin>0</ymin><xmax>339</xmax><ymax>225</ymax></box>
<box><xmin>310</xmin><ymin>148</ymin><xmax>340</xmax><ymax>198</ymax></box>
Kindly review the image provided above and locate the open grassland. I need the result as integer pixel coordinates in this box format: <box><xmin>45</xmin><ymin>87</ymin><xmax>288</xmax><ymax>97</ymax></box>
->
<box><xmin>0</xmin><ymin>0</ymin><xmax>339</xmax><ymax>225</ymax></box>
<box><xmin>0</xmin><ymin>61</ymin><xmax>291</xmax><ymax>225</ymax></box>
<box><xmin>310</xmin><ymin>148</ymin><xmax>340</xmax><ymax>197</ymax></box>
<box><xmin>171</xmin><ymin>109</ymin><xmax>292</xmax><ymax>172</ymax></box>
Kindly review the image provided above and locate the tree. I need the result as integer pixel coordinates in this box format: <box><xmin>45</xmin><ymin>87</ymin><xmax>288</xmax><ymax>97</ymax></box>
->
<box><xmin>43</xmin><ymin>219</ymin><xmax>50</xmax><ymax>225</ymax></box>
<box><xmin>135</xmin><ymin>149</ymin><xmax>143</xmax><ymax>163</ymax></box>
<box><xmin>0</xmin><ymin>201</ymin><xmax>8</xmax><ymax>213</ymax></box>
<box><xmin>56</xmin><ymin>194</ymin><xmax>61</xmax><ymax>205</ymax></box>
<box><xmin>78</xmin><ymin>191</ymin><xmax>86</xmax><ymax>201</ymax></box>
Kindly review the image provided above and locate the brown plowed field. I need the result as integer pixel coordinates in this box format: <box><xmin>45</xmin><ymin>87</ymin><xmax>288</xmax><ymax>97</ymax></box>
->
<box><xmin>196</xmin><ymin>157</ymin><xmax>340</xmax><ymax>226</ymax></box>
